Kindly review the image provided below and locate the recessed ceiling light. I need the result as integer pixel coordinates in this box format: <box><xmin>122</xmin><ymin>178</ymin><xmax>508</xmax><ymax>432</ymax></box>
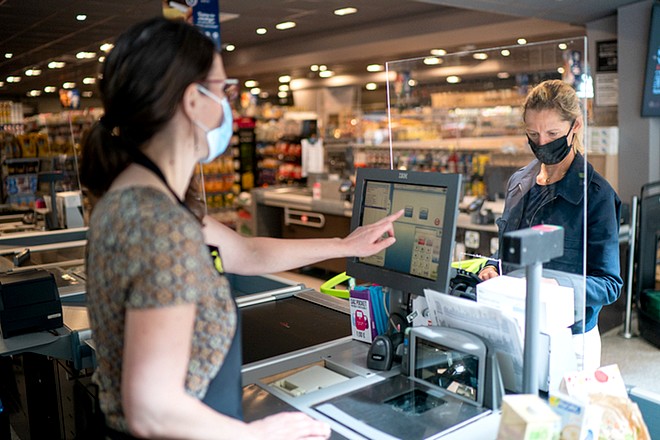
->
<box><xmin>98</xmin><ymin>56</ymin><xmax>106</xmax><ymax>63</ymax></box>
<box><xmin>430</xmin><ymin>49</ymin><xmax>447</xmax><ymax>56</ymax></box>
<box><xmin>278</xmin><ymin>75</ymin><xmax>291</xmax><ymax>83</ymax></box>
<box><xmin>472</xmin><ymin>53</ymin><xmax>488</xmax><ymax>60</ymax></box>
<box><xmin>319</xmin><ymin>65</ymin><xmax>328</xmax><ymax>71</ymax></box>
<box><xmin>446</xmin><ymin>76</ymin><xmax>461</xmax><ymax>84</ymax></box>
<box><xmin>25</xmin><ymin>69</ymin><xmax>42</xmax><ymax>76</ymax></box>
<box><xmin>319</xmin><ymin>70</ymin><xmax>334</xmax><ymax>78</ymax></box>
<box><xmin>6</xmin><ymin>76</ymin><xmax>21</xmax><ymax>83</ymax></box>
<box><xmin>224</xmin><ymin>44</ymin><xmax>235</xmax><ymax>52</ymax></box>
<box><xmin>63</xmin><ymin>82</ymin><xmax>76</xmax><ymax>89</ymax></box>
<box><xmin>48</xmin><ymin>61</ymin><xmax>66</xmax><ymax>69</ymax></box>
<box><xmin>517</xmin><ymin>38</ymin><xmax>527</xmax><ymax>45</ymax></box>
<box><xmin>100</xmin><ymin>43</ymin><xmax>114</xmax><ymax>52</ymax></box>
<box><xmin>365</xmin><ymin>82</ymin><xmax>377</xmax><ymax>91</ymax></box>
<box><xmin>310</xmin><ymin>65</ymin><xmax>319</xmax><ymax>72</ymax></box>
<box><xmin>279</xmin><ymin>84</ymin><xmax>290</xmax><ymax>92</ymax></box>
<box><xmin>278</xmin><ymin>91</ymin><xmax>288</xmax><ymax>98</ymax></box>
<box><xmin>244</xmin><ymin>80</ymin><xmax>258</xmax><ymax>88</ymax></box>
<box><xmin>558</xmin><ymin>43</ymin><xmax>568</xmax><ymax>50</ymax></box>
<box><xmin>4</xmin><ymin>53</ymin><xmax>12</xmax><ymax>59</ymax></box>
<box><xmin>44</xmin><ymin>86</ymin><xmax>57</xmax><ymax>93</ymax></box>
<box><xmin>76</xmin><ymin>51</ymin><xmax>97</xmax><ymax>59</ymax></box>
<box><xmin>366</xmin><ymin>64</ymin><xmax>383</xmax><ymax>72</ymax></box>
<box><xmin>423</xmin><ymin>57</ymin><xmax>442</xmax><ymax>65</ymax></box>
<box><xmin>557</xmin><ymin>67</ymin><xmax>565</xmax><ymax>74</ymax></box>
<box><xmin>501</xmin><ymin>49</ymin><xmax>511</xmax><ymax>57</ymax></box>
<box><xmin>82</xmin><ymin>91</ymin><xmax>93</xmax><ymax>98</ymax></box>
<box><xmin>334</xmin><ymin>7</ymin><xmax>358</xmax><ymax>16</ymax></box>
<box><xmin>275</xmin><ymin>21</ymin><xmax>296</xmax><ymax>30</ymax></box>
<box><xmin>497</xmin><ymin>72</ymin><xmax>511</xmax><ymax>79</ymax></box>
<box><xmin>27</xmin><ymin>90</ymin><xmax>42</xmax><ymax>97</ymax></box>
<box><xmin>76</xmin><ymin>14</ymin><xmax>87</xmax><ymax>21</ymax></box>
<box><xmin>249</xmin><ymin>87</ymin><xmax>261</xmax><ymax>95</ymax></box>
<box><xmin>408</xmin><ymin>79</ymin><xmax>417</xmax><ymax>87</ymax></box>
<box><xmin>256</xmin><ymin>28</ymin><xmax>267</xmax><ymax>35</ymax></box>
<box><xmin>83</xmin><ymin>77</ymin><xmax>96</xmax><ymax>85</ymax></box>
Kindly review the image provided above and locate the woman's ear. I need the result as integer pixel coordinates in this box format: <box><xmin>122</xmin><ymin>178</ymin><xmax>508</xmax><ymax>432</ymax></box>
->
<box><xmin>572</xmin><ymin>116</ymin><xmax>583</xmax><ymax>133</ymax></box>
<box><xmin>181</xmin><ymin>83</ymin><xmax>202</xmax><ymax>121</ymax></box>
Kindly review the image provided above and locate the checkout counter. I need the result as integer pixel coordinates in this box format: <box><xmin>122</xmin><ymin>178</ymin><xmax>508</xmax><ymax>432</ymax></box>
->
<box><xmin>0</xmin><ymin>211</ymin><xmax>653</xmax><ymax>440</ymax></box>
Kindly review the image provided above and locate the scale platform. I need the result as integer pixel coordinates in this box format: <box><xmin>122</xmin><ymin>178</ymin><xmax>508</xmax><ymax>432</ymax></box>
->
<box><xmin>315</xmin><ymin>374</ymin><xmax>491</xmax><ymax>440</ymax></box>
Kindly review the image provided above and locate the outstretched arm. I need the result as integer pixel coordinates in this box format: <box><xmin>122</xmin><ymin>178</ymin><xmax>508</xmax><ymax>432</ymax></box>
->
<box><xmin>203</xmin><ymin>209</ymin><xmax>404</xmax><ymax>275</ymax></box>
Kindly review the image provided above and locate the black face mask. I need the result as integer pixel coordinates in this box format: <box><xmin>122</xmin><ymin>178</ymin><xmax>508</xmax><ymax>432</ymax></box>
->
<box><xmin>527</xmin><ymin>120</ymin><xmax>575</xmax><ymax>165</ymax></box>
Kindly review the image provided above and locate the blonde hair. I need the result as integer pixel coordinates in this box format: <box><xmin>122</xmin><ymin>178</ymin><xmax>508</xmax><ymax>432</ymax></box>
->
<box><xmin>523</xmin><ymin>79</ymin><xmax>584</xmax><ymax>153</ymax></box>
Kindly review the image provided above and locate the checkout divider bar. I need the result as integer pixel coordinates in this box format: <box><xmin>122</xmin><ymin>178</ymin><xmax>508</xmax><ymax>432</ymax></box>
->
<box><xmin>236</xmin><ymin>283</ymin><xmax>310</xmax><ymax>308</ymax></box>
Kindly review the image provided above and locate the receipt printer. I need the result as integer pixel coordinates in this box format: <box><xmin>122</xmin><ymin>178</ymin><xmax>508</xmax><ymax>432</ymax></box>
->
<box><xmin>0</xmin><ymin>269</ymin><xmax>62</xmax><ymax>338</ymax></box>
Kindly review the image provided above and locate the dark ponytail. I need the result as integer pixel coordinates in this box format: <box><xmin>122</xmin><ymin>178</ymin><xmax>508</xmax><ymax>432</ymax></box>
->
<box><xmin>80</xmin><ymin>17</ymin><xmax>217</xmax><ymax>198</ymax></box>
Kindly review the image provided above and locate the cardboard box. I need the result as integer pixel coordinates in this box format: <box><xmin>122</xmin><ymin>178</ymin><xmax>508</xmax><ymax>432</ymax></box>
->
<box><xmin>497</xmin><ymin>394</ymin><xmax>561</xmax><ymax>440</ymax></box>
<box><xmin>548</xmin><ymin>392</ymin><xmax>602</xmax><ymax>440</ymax></box>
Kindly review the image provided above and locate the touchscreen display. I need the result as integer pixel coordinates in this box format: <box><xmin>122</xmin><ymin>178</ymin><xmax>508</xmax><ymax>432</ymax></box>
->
<box><xmin>358</xmin><ymin>180</ymin><xmax>448</xmax><ymax>281</ymax></box>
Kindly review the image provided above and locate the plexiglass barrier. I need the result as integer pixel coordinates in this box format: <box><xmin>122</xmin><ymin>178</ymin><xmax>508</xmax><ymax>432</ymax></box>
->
<box><xmin>385</xmin><ymin>37</ymin><xmax>623</xmax><ymax>385</ymax></box>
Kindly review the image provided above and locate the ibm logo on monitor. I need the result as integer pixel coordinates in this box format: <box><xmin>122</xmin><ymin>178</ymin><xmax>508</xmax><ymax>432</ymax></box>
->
<box><xmin>398</xmin><ymin>172</ymin><xmax>408</xmax><ymax>179</ymax></box>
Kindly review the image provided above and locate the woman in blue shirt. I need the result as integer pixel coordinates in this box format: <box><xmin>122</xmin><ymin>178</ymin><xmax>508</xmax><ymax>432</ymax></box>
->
<box><xmin>478</xmin><ymin>79</ymin><xmax>623</xmax><ymax>371</ymax></box>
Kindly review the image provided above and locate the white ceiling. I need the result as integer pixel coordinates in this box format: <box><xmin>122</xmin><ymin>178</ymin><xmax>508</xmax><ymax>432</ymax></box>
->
<box><xmin>0</xmin><ymin>0</ymin><xmax>639</xmax><ymax>101</ymax></box>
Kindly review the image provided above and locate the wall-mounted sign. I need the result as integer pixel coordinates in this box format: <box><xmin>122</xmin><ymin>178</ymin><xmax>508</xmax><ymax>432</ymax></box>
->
<box><xmin>596</xmin><ymin>40</ymin><xmax>618</xmax><ymax>73</ymax></box>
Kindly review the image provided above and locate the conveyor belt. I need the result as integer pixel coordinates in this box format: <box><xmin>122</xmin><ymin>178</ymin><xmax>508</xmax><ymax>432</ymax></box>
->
<box><xmin>241</xmin><ymin>294</ymin><xmax>351</xmax><ymax>365</ymax></box>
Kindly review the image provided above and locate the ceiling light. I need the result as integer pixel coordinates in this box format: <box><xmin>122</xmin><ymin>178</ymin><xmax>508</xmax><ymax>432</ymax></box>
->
<box><xmin>446</xmin><ymin>76</ymin><xmax>461</xmax><ymax>84</ymax></box>
<box><xmin>501</xmin><ymin>49</ymin><xmax>511</xmax><ymax>57</ymax></box>
<box><xmin>76</xmin><ymin>51</ymin><xmax>97</xmax><ymax>59</ymax></box>
<box><xmin>310</xmin><ymin>65</ymin><xmax>319</xmax><ymax>72</ymax></box>
<box><xmin>472</xmin><ymin>53</ymin><xmax>488</xmax><ymax>60</ymax></box>
<box><xmin>278</xmin><ymin>84</ymin><xmax>290</xmax><ymax>92</ymax></box>
<box><xmin>275</xmin><ymin>21</ymin><xmax>296</xmax><ymax>30</ymax></box>
<box><xmin>224</xmin><ymin>44</ymin><xmax>235</xmax><ymax>52</ymax></box>
<box><xmin>423</xmin><ymin>57</ymin><xmax>442</xmax><ymax>65</ymax></box>
<box><xmin>98</xmin><ymin>56</ymin><xmax>106</xmax><ymax>63</ymax></box>
<box><xmin>48</xmin><ymin>61</ymin><xmax>66</xmax><ymax>69</ymax></box>
<box><xmin>6</xmin><ymin>76</ymin><xmax>21</xmax><ymax>83</ymax></box>
<box><xmin>63</xmin><ymin>82</ymin><xmax>76</xmax><ymax>89</ymax></box>
<box><xmin>365</xmin><ymin>82</ymin><xmax>377</xmax><ymax>91</ymax></box>
<box><xmin>497</xmin><ymin>72</ymin><xmax>511</xmax><ymax>79</ymax></box>
<box><xmin>44</xmin><ymin>86</ymin><xmax>57</xmax><ymax>93</ymax></box>
<box><xmin>27</xmin><ymin>90</ymin><xmax>42</xmax><ymax>97</ymax></box>
<box><xmin>430</xmin><ymin>49</ymin><xmax>447</xmax><ymax>56</ymax></box>
<box><xmin>4</xmin><ymin>53</ymin><xmax>12</xmax><ymax>59</ymax></box>
<box><xmin>25</xmin><ymin>68</ymin><xmax>42</xmax><ymax>76</ymax></box>
<box><xmin>278</xmin><ymin>75</ymin><xmax>291</xmax><ymax>83</ymax></box>
<box><xmin>558</xmin><ymin>43</ymin><xmax>568</xmax><ymax>50</ymax></box>
<box><xmin>82</xmin><ymin>91</ymin><xmax>93</xmax><ymax>98</ymax></box>
<box><xmin>76</xmin><ymin>14</ymin><xmax>87</xmax><ymax>21</ymax></box>
<box><xmin>517</xmin><ymin>38</ymin><xmax>527</xmax><ymax>45</ymax></box>
<box><xmin>557</xmin><ymin>67</ymin><xmax>565</xmax><ymax>74</ymax></box>
<box><xmin>408</xmin><ymin>79</ymin><xmax>417</xmax><ymax>87</ymax></box>
<box><xmin>250</xmin><ymin>87</ymin><xmax>261</xmax><ymax>95</ymax></box>
<box><xmin>319</xmin><ymin>70</ymin><xmax>334</xmax><ymax>78</ymax></box>
<box><xmin>100</xmin><ymin>43</ymin><xmax>114</xmax><ymax>52</ymax></box>
<box><xmin>319</xmin><ymin>65</ymin><xmax>328</xmax><ymax>71</ymax></box>
<box><xmin>256</xmin><ymin>28</ymin><xmax>267</xmax><ymax>35</ymax></box>
<box><xmin>366</xmin><ymin>64</ymin><xmax>383</xmax><ymax>72</ymax></box>
<box><xmin>278</xmin><ymin>91</ymin><xmax>288</xmax><ymax>98</ymax></box>
<box><xmin>334</xmin><ymin>7</ymin><xmax>358</xmax><ymax>16</ymax></box>
<box><xmin>244</xmin><ymin>80</ymin><xmax>258</xmax><ymax>88</ymax></box>
<box><xmin>259</xmin><ymin>91</ymin><xmax>269</xmax><ymax>99</ymax></box>
<box><xmin>83</xmin><ymin>77</ymin><xmax>96</xmax><ymax>85</ymax></box>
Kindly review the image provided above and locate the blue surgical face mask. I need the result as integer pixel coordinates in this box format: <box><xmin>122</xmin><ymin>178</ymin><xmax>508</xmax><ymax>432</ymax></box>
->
<box><xmin>195</xmin><ymin>84</ymin><xmax>233</xmax><ymax>164</ymax></box>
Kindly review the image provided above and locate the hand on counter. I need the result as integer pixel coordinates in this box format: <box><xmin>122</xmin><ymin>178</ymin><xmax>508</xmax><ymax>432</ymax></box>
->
<box><xmin>478</xmin><ymin>265</ymin><xmax>500</xmax><ymax>281</ymax></box>
<box><xmin>341</xmin><ymin>209</ymin><xmax>404</xmax><ymax>258</ymax></box>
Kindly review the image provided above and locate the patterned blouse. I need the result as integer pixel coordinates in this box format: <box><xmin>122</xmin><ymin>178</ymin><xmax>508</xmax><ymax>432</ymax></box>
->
<box><xmin>86</xmin><ymin>187</ymin><xmax>236</xmax><ymax>432</ymax></box>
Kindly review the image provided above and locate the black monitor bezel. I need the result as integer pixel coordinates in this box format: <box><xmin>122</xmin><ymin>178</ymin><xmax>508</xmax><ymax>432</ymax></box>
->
<box><xmin>347</xmin><ymin>168</ymin><xmax>462</xmax><ymax>295</ymax></box>
<box><xmin>641</xmin><ymin>3</ymin><xmax>660</xmax><ymax>117</ymax></box>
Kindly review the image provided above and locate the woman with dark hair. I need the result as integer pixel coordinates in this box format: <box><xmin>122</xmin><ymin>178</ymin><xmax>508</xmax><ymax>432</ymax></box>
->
<box><xmin>82</xmin><ymin>17</ymin><xmax>401</xmax><ymax>439</ymax></box>
<box><xmin>478</xmin><ymin>79</ymin><xmax>623</xmax><ymax>371</ymax></box>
